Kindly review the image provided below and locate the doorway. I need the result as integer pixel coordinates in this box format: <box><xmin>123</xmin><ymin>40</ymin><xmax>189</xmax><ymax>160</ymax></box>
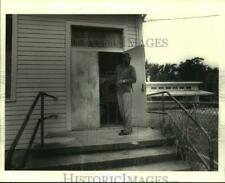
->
<box><xmin>70</xmin><ymin>47</ymin><xmax>147</xmax><ymax>130</ymax></box>
<box><xmin>98</xmin><ymin>52</ymin><xmax>123</xmax><ymax>127</ymax></box>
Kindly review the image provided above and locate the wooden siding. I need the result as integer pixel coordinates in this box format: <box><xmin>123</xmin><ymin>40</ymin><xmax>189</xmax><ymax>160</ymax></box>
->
<box><xmin>5</xmin><ymin>15</ymin><xmax>138</xmax><ymax>149</ymax></box>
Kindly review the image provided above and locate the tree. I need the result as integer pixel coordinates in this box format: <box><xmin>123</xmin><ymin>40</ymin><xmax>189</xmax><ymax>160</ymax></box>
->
<box><xmin>145</xmin><ymin>61</ymin><xmax>178</xmax><ymax>81</ymax></box>
<box><xmin>158</xmin><ymin>63</ymin><xmax>179</xmax><ymax>81</ymax></box>
<box><xmin>204</xmin><ymin>67</ymin><xmax>218</xmax><ymax>96</ymax></box>
<box><xmin>145</xmin><ymin>62</ymin><xmax>162</xmax><ymax>81</ymax></box>
<box><xmin>177</xmin><ymin>57</ymin><xmax>206</xmax><ymax>81</ymax></box>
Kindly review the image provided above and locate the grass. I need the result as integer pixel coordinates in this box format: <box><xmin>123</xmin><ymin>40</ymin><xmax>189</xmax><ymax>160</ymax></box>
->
<box><xmin>147</xmin><ymin>105</ymin><xmax>218</xmax><ymax>170</ymax></box>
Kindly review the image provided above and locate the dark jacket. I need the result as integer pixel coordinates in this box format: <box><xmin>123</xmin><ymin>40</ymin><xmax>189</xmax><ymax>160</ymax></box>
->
<box><xmin>116</xmin><ymin>64</ymin><xmax>136</xmax><ymax>93</ymax></box>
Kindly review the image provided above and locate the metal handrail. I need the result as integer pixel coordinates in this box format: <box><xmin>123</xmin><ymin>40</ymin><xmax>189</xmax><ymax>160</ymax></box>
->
<box><xmin>21</xmin><ymin>114</ymin><xmax>58</xmax><ymax>168</ymax></box>
<box><xmin>147</xmin><ymin>91</ymin><xmax>214</xmax><ymax>170</ymax></box>
<box><xmin>148</xmin><ymin>111</ymin><xmax>210</xmax><ymax>170</ymax></box>
<box><xmin>5</xmin><ymin>92</ymin><xmax>57</xmax><ymax>170</ymax></box>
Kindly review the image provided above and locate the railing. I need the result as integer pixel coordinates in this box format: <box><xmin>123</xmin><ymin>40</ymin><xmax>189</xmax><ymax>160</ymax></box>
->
<box><xmin>5</xmin><ymin>92</ymin><xmax>57</xmax><ymax>170</ymax></box>
<box><xmin>147</xmin><ymin>91</ymin><xmax>214</xmax><ymax>171</ymax></box>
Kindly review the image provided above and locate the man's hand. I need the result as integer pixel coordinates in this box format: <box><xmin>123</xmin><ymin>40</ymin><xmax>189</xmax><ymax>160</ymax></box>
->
<box><xmin>117</xmin><ymin>79</ymin><xmax>125</xmax><ymax>85</ymax></box>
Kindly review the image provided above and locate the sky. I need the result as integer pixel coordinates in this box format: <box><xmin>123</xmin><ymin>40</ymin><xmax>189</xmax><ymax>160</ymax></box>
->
<box><xmin>142</xmin><ymin>2</ymin><xmax>224</xmax><ymax>68</ymax></box>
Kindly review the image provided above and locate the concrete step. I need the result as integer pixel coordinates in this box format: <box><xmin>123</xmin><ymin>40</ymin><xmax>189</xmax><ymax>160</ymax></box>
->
<box><xmin>25</xmin><ymin>146</ymin><xmax>179</xmax><ymax>170</ymax></box>
<box><xmin>32</xmin><ymin>127</ymin><xmax>174</xmax><ymax>157</ymax></box>
<box><xmin>110</xmin><ymin>160</ymin><xmax>191</xmax><ymax>171</ymax></box>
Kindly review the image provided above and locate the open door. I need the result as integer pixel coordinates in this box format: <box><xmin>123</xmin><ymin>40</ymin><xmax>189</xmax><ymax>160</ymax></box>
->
<box><xmin>70</xmin><ymin>46</ymin><xmax>147</xmax><ymax>130</ymax></box>
<box><xmin>71</xmin><ymin>49</ymin><xmax>100</xmax><ymax>130</ymax></box>
<box><xmin>124</xmin><ymin>46</ymin><xmax>147</xmax><ymax>127</ymax></box>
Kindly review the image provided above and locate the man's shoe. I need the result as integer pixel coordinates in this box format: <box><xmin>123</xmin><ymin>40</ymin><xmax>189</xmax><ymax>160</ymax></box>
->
<box><xmin>120</xmin><ymin>128</ymin><xmax>132</xmax><ymax>133</ymax></box>
<box><xmin>119</xmin><ymin>130</ymin><xmax>131</xmax><ymax>136</ymax></box>
<box><xmin>119</xmin><ymin>129</ymin><xmax>127</xmax><ymax>135</ymax></box>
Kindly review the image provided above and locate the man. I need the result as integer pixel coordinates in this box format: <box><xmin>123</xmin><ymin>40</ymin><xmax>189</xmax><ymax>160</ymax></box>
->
<box><xmin>116</xmin><ymin>53</ymin><xmax>136</xmax><ymax>135</ymax></box>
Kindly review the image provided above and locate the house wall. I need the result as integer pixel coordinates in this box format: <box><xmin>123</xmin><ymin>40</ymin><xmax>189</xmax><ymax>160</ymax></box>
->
<box><xmin>5</xmin><ymin>15</ymin><xmax>138</xmax><ymax>150</ymax></box>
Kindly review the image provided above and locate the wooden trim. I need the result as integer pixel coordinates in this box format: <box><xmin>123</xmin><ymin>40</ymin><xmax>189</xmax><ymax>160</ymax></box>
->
<box><xmin>6</xmin><ymin>15</ymin><xmax>17</xmax><ymax>102</ymax></box>
<box><xmin>123</xmin><ymin>26</ymin><xmax>128</xmax><ymax>50</ymax></box>
<box><xmin>65</xmin><ymin>20</ymin><xmax>128</xmax><ymax>131</ymax></box>
<box><xmin>67</xmin><ymin>21</ymin><xmax>128</xmax><ymax>52</ymax></box>
<box><xmin>135</xmin><ymin>15</ymin><xmax>144</xmax><ymax>46</ymax></box>
<box><xmin>135</xmin><ymin>16</ymin><xmax>139</xmax><ymax>45</ymax></box>
<box><xmin>69</xmin><ymin>47</ymin><xmax>124</xmax><ymax>53</ymax></box>
<box><xmin>65</xmin><ymin>21</ymin><xmax>72</xmax><ymax>130</ymax></box>
<box><xmin>67</xmin><ymin>21</ymin><xmax>127</xmax><ymax>30</ymax></box>
<box><xmin>138</xmin><ymin>16</ymin><xmax>144</xmax><ymax>43</ymax></box>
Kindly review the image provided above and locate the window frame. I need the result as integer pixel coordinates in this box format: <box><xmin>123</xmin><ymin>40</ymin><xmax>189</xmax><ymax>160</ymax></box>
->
<box><xmin>5</xmin><ymin>14</ymin><xmax>17</xmax><ymax>102</ymax></box>
<box><xmin>71</xmin><ymin>25</ymin><xmax>124</xmax><ymax>49</ymax></box>
<box><xmin>67</xmin><ymin>21</ymin><xmax>128</xmax><ymax>52</ymax></box>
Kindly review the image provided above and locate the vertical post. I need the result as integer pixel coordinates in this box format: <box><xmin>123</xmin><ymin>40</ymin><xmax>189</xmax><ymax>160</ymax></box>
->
<box><xmin>194</xmin><ymin>103</ymin><xmax>197</xmax><ymax>121</ymax></box>
<box><xmin>162</xmin><ymin>93</ymin><xmax>165</xmax><ymax>124</ymax></box>
<box><xmin>41</xmin><ymin>93</ymin><xmax>44</xmax><ymax>147</ymax></box>
<box><xmin>208</xmin><ymin>139</ymin><xmax>214</xmax><ymax>171</ymax></box>
<box><xmin>209</xmin><ymin>141</ymin><xmax>214</xmax><ymax>171</ymax></box>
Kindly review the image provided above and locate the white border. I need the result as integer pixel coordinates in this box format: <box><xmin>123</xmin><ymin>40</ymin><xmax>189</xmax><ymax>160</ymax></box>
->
<box><xmin>1</xmin><ymin>1</ymin><xmax>224</xmax><ymax>181</ymax></box>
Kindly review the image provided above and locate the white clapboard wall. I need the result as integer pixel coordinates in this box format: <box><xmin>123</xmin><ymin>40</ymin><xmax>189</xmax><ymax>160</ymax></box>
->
<box><xmin>5</xmin><ymin>15</ymin><xmax>138</xmax><ymax>149</ymax></box>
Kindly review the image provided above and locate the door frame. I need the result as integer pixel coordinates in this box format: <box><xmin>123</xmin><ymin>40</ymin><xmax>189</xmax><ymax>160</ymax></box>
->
<box><xmin>65</xmin><ymin>21</ymin><xmax>128</xmax><ymax>130</ymax></box>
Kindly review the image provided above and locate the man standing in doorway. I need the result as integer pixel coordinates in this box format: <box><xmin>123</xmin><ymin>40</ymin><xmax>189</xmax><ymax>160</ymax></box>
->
<box><xmin>116</xmin><ymin>53</ymin><xmax>136</xmax><ymax>135</ymax></box>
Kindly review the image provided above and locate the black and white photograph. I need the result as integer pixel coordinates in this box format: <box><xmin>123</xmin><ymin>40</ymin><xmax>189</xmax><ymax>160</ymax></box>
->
<box><xmin>1</xmin><ymin>0</ymin><xmax>225</xmax><ymax>182</ymax></box>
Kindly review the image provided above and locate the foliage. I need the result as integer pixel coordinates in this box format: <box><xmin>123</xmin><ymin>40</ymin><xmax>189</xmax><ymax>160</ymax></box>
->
<box><xmin>145</xmin><ymin>62</ymin><xmax>179</xmax><ymax>81</ymax></box>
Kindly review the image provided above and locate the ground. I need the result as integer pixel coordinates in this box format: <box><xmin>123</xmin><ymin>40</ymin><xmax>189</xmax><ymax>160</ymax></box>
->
<box><xmin>147</xmin><ymin>105</ymin><xmax>218</xmax><ymax>170</ymax></box>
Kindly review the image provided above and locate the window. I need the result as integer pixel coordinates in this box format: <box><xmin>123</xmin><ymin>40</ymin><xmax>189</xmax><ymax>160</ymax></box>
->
<box><xmin>179</xmin><ymin>86</ymin><xmax>184</xmax><ymax>89</ymax></box>
<box><xmin>166</xmin><ymin>86</ymin><xmax>171</xmax><ymax>89</ymax></box>
<box><xmin>5</xmin><ymin>15</ymin><xmax>12</xmax><ymax>99</ymax></box>
<box><xmin>151</xmin><ymin>87</ymin><xmax>157</xmax><ymax>90</ymax></box>
<box><xmin>159</xmin><ymin>87</ymin><xmax>164</xmax><ymax>89</ymax></box>
<box><xmin>71</xmin><ymin>25</ymin><xmax>123</xmax><ymax>48</ymax></box>
<box><xmin>173</xmin><ymin>86</ymin><xmax>178</xmax><ymax>89</ymax></box>
<box><xmin>186</xmin><ymin>86</ymin><xmax>192</xmax><ymax>90</ymax></box>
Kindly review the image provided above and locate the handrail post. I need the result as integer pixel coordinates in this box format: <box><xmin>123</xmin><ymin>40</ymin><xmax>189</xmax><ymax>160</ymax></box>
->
<box><xmin>209</xmin><ymin>141</ymin><xmax>214</xmax><ymax>170</ymax></box>
<box><xmin>41</xmin><ymin>92</ymin><xmax>44</xmax><ymax>147</ymax></box>
<box><xmin>162</xmin><ymin>93</ymin><xmax>165</xmax><ymax>124</ymax></box>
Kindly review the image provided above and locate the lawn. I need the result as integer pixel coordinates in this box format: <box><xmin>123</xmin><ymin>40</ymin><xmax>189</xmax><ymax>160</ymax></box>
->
<box><xmin>147</xmin><ymin>104</ymin><xmax>218</xmax><ymax>170</ymax></box>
